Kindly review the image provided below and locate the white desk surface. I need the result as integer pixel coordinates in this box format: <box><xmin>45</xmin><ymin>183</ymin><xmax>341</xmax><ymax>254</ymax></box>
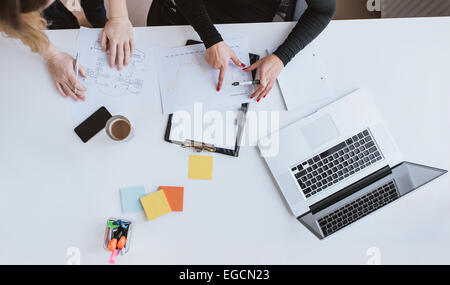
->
<box><xmin>0</xmin><ymin>17</ymin><xmax>449</xmax><ymax>265</ymax></box>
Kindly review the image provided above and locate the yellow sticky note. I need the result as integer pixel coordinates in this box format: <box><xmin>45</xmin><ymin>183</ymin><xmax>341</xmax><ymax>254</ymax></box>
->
<box><xmin>188</xmin><ymin>155</ymin><xmax>213</xmax><ymax>180</ymax></box>
<box><xmin>140</xmin><ymin>190</ymin><xmax>172</xmax><ymax>220</ymax></box>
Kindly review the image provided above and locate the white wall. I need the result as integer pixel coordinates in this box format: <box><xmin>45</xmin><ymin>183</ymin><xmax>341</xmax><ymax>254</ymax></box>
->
<box><xmin>122</xmin><ymin>0</ymin><xmax>153</xmax><ymax>27</ymax></box>
<box><xmin>63</xmin><ymin>0</ymin><xmax>153</xmax><ymax>27</ymax></box>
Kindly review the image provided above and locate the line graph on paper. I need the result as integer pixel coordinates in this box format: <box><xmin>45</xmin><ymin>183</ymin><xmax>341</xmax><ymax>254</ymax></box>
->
<box><xmin>159</xmin><ymin>38</ymin><xmax>254</xmax><ymax>114</ymax></box>
<box><xmin>166</xmin><ymin>58</ymin><xmax>210</xmax><ymax>93</ymax></box>
<box><xmin>165</xmin><ymin>47</ymin><xmax>249</xmax><ymax>95</ymax></box>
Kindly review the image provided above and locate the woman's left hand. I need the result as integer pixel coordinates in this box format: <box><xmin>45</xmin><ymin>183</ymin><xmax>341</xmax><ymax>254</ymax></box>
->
<box><xmin>101</xmin><ymin>17</ymin><xmax>134</xmax><ymax>70</ymax></box>
<box><xmin>243</xmin><ymin>54</ymin><xmax>284</xmax><ymax>102</ymax></box>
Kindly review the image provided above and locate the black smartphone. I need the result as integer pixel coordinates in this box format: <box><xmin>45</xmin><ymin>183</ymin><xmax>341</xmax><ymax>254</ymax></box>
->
<box><xmin>186</xmin><ymin>40</ymin><xmax>202</xmax><ymax>46</ymax></box>
<box><xmin>74</xmin><ymin>106</ymin><xmax>112</xmax><ymax>143</ymax></box>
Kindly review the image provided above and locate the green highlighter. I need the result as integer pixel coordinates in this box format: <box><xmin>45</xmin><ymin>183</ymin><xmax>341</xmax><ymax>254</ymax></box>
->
<box><xmin>107</xmin><ymin>221</ymin><xmax>120</xmax><ymax>228</ymax></box>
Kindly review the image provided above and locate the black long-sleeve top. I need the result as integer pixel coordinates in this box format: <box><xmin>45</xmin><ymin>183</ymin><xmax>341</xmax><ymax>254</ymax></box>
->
<box><xmin>43</xmin><ymin>0</ymin><xmax>107</xmax><ymax>29</ymax></box>
<box><xmin>81</xmin><ymin>0</ymin><xmax>108</xmax><ymax>28</ymax></box>
<box><xmin>174</xmin><ymin>0</ymin><xmax>336</xmax><ymax>66</ymax></box>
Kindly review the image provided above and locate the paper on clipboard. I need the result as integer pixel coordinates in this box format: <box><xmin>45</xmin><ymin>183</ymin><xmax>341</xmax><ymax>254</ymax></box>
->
<box><xmin>168</xmin><ymin>103</ymin><xmax>242</xmax><ymax>150</ymax></box>
<box><xmin>268</xmin><ymin>43</ymin><xmax>333</xmax><ymax>113</ymax></box>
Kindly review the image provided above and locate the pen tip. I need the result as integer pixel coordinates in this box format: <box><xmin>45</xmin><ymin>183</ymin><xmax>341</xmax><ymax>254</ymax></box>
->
<box><xmin>232</xmin><ymin>82</ymin><xmax>239</xmax><ymax>86</ymax></box>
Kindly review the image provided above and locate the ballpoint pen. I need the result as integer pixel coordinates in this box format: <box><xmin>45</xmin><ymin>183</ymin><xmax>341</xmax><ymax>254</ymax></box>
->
<box><xmin>74</xmin><ymin>53</ymin><xmax>79</xmax><ymax>94</ymax></box>
<box><xmin>232</xmin><ymin>80</ymin><xmax>260</xmax><ymax>86</ymax></box>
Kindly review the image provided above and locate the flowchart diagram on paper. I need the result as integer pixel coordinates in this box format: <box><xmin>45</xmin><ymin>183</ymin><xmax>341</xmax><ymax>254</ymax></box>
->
<box><xmin>70</xmin><ymin>27</ymin><xmax>157</xmax><ymax>126</ymax></box>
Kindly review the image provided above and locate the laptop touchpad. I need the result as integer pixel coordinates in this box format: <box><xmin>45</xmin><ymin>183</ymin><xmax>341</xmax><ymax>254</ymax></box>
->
<box><xmin>301</xmin><ymin>114</ymin><xmax>339</xmax><ymax>150</ymax></box>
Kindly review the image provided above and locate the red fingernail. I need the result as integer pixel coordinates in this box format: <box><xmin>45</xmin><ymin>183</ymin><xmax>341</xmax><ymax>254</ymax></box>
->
<box><xmin>217</xmin><ymin>87</ymin><xmax>220</xmax><ymax>91</ymax></box>
<box><xmin>241</xmin><ymin>63</ymin><xmax>246</xmax><ymax>67</ymax></box>
<box><xmin>257</xmin><ymin>98</ymin><xmax>260</xmax><ymax>102</ymax></box>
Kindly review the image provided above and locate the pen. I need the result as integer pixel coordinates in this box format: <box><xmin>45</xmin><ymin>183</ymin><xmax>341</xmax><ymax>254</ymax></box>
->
<box><xmin>232</xmin><ymin>80</ymin><xmax>260</xmax><ymax>86</ymax></box>
<box><xmin>74</xmin><ymin>53</ymin><xmax>79</xmax><ymax>94</ymax></box>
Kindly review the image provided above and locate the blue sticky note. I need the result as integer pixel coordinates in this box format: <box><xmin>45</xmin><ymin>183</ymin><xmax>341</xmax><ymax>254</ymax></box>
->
<box><xmin>120</xmin><ymin>186</ymin><xmax>146</xmax><ymax>213</ymax></box>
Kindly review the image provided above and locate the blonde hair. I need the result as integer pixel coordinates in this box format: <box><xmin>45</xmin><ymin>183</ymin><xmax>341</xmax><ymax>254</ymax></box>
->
<box><xmin>0</xmin><ymin>0</ymin><xmax>49</xmax><ymax>54</ymax></box>
<box><xmin>0</xmin><ymin>12</ymin><xmax>49</xmax><ymax>54</ymax></box>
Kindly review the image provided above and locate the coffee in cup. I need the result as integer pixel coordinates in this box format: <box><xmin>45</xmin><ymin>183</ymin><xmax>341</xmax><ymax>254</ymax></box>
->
<box><xmin>106</xmin><ymin>115</ymin><xmax>134</xmax><ymax>141</ymax></box>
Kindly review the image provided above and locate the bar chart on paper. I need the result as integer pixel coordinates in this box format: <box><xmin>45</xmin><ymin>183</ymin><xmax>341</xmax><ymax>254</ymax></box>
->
<box><xmin>159</xmin><ymin>38</ymin><xmax>254</xmax><ymax>114</ymax></box>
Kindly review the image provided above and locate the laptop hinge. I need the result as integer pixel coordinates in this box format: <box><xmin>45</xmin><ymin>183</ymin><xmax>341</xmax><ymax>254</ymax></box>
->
<box><xmin>309</xmin><ymin>165</ymin><xmax>392</xmax><ymax>215</ymax></box>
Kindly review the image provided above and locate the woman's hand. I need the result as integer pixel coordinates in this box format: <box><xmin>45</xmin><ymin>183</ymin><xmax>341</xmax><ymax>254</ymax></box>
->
<box><xmin>101</xmin><ymin>17</ymin><xmax>134</xmax><ymax>70</ymax></box>
<box><xmin>44</xmin><ymin>47</ymin><xmax>87</xmax><ymax>101</ymax></box>
<box><xmin>244</xmin><ymin>54</ymin><xmax>284</xmax><ymax>102</ymax></box>
<box><xmin>205</xmin><ymin>41</ymin><xmax>246</xmax><ymax>91</ymax></box>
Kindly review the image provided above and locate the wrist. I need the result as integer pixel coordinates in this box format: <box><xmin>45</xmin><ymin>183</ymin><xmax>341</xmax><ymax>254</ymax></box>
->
<box><xmin>271</xmin><ymin>53</ymin><xmax>286</xmax><ymax>67</ymax></box>
<box><xmin>41</xmin><ymin>44</ymin><xmax>60</xmax><ymax>61</ymax></box>
<box><xmin>209</xmin><ymin>40</ymin><xmax>224</xmax><ymax>49</ymax></box>
<box><xmin>204</xmin><ymin>34</ymin><xmax>224</xmax><ymax>49</ymax></box>
<box><xmin>109</xmin><ymin>0</ymin><xmax>129</xmax><ymax>19</ymax></box>
<box><xmin>108</xmin><ymin>16</ymin><xmax>130</xmax><ymax>24</ymax></box>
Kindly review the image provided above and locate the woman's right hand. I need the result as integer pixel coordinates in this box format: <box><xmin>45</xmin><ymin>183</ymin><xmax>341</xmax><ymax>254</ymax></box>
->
<box><xmin>205</xmin><ymin>41</ymin><xmax>246</xmax><ymax>91</ymax></box>
<box><xmin>101</xmin><ymin>17</ymin><xmax>134</xmax><ymax>71</ymax></box>
<box><xmin>44</xmin><ymin>46</ymin><xmax>87</xmax><ymax>101</ymax></box>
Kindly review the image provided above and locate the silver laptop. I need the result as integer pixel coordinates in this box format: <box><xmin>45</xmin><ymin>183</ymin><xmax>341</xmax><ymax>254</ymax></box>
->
<box><xmin>258</xmin><ymin>89</ymin><xmax>447</xmax><ymax>239</ymax></box>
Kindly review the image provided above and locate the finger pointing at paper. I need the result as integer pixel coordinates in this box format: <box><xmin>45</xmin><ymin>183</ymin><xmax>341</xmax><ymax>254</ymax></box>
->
<box><xmin>205</xmin><ymin>41</ymin><xmax>246</xmax><ymax>91</ymax></box>
<box><xmin>100</xmin><ymin>0</ymin><xmax>134</xmax><ymax>71</ymax></box>
<box><xmin>244</xmin><ymin>54</ymin><xmax>284</xmax><ymax>102</ymax></box>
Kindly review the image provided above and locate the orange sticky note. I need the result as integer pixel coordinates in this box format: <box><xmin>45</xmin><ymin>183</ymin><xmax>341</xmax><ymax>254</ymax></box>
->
<box><xmin>159</xmin><ymin>186</ymin><xmax>184</xmax><ymax>212</ymax></box>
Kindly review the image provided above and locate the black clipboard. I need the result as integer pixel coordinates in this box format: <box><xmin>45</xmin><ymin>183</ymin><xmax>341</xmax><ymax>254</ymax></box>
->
<box><xmin>164</xmin><ymin>40</ymin><xmax>259</xmax><ymax>157</ymax></box>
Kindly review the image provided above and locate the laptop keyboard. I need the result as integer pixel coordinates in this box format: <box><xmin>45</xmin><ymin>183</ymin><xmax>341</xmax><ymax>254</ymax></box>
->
<box><xmin>317</xmin><ymin>180</ymin><xmax>399</xmax><ymax>237</ymax></box>
<box><xmin>291</xmin><ymin>129</ymin><xmax>383</xmax><ymax>199</ymax></box>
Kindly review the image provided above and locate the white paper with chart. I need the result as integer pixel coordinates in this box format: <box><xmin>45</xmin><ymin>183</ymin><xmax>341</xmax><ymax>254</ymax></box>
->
<box><xmin>158</xmin><ymin>38</ymin><xmax>254</xmax><ymax>114</ymax></box>
<box><xmin>70</xmin><ymin>27</ymin><xmax>157</xmax><ymax>126</ymax></box>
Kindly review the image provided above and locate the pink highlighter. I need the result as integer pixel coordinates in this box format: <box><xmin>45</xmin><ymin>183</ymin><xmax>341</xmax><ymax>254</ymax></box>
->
<box><xmin>109</xmin><ymin>250</ymin><xmax>119</xmax><ymax>264</ymax></box>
